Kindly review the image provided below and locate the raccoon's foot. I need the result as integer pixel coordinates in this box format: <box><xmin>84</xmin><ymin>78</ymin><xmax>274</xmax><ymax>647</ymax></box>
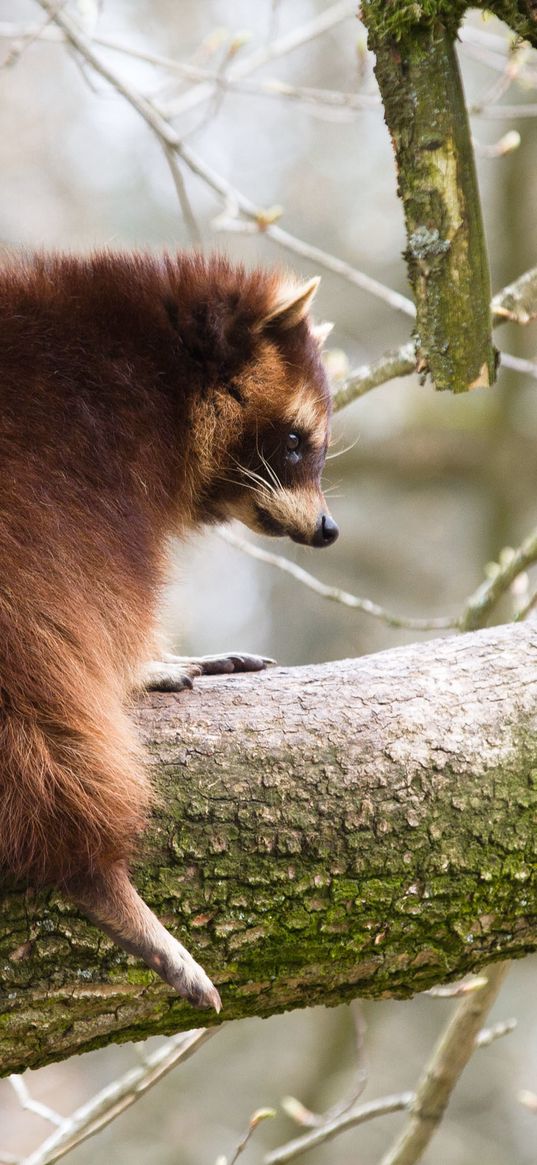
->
<box><xmin>68</xmin><ymin>861</ymin><xmax>221</xmax><ymax>1011</ymax></box>
<box><xmin>142</xmin><ymin>652</ymin><xmax>275</xmax><ymax>692</ymax></box>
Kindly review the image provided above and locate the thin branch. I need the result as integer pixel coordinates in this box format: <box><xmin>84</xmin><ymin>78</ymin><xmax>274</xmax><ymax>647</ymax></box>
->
<box><xmin>266</xmin><ymin>982</ymin><xmax>513</xmax><ymax>1165</ymax></box>
<box><xmin>2</xmin><ymin>1</ymin><xmax>357</xmax><ymax>80</ymax></box>
<box><xmin>472</xmin><ymin>130</ymin><xmax>521</xmax><ymax>158</ymax></box>
<box><xmin>19</xmin><ymin>1029</ymin><xmax>216</xmax><ymax>1165</ymax></box>
<box><xmin>426</xmin><ymin>976</ymin><xmax>488</xmax><ymax>999</ymax></box>
<box><xmin>515</xmin><ymin>587</ymin><xmax>537</xmax><ymax>622</ymax></box>
<box><xmin>332</xmin><ymin>262</ymin><xmax>537</xmax><ymax>411</ymax></box>
<box><xmin>470</xmin><ymin>37</ymin><xmax>528</xmax><ymax>114</ymax></box>
<box><xmin>34</xmin><ymin>0</ymin><xmax>416</xmax><ymax>320</ymax></box>
<box><xmin>165</xmin><ymin>0</ymin><xmax>358</xmax><ymax>120</ymax></box>
<box><xmin>221</xmin><ymin>510</ymin><xmax>537</xmax><ymax>638</ymax></box>
<box><xmin>222</xmin><ymin>1108</ymin><xmax>276</xmax><ymax>1165</ymax></box>
<box><xmin>210</xmin><ymin>204</ymin><xmax>416</xmax><ymax>316</ymax></box>
<box><xmin>8</xmin><ymin>1076</ymin><xmax>62</xmax><ymax>1128</ymax></box>
<box><xmin>264</xmin><ymin>1093</ymin><xmax>416</xmax><ymax>1165</ymax></box>
<box><xmin>163</xmin><ymin>146</ymin><xmax>202</xmax><ymax>245</ymax></box>
<box><xmin>461</xmin><ymin>525</ymin><xmax>537</xmax><ymax>631</ymax></box>
<box><xmin>378</xmin><ymin>963</ymin><xmax>509</xmax><ymax>1165</ymax></box>
<box><xmin>162</xmin><ymin>76</ymin><xmax>380</xmax><ymax>122</ymax></box>
<box><xmin>28</xmin><ymin>7</ymin><xmax>537</xmax><ymax>413</ymax></box>
<box><xmin>0</xmin><ymin>3</ymin><xmax>65</xmax><ymax>69</ymax></box>
<box><xmin>332</xmin><ymin>342</ymin><xmax>417</xmax><ymax>410</ymax></box>
<box><xmin>471</xmin><ymin>103</ymin><xmax>537</xmax><ymax>119</ymax></box>
<box><xmin>492</xmin><ymin>266</ymin><xmax>537</xmax><ymax>324</ymax></box>
<box><xmin>500</xmin><ymin>352</ymin><xmax>537</xmax><ymax>379</ymax></box>
<box><xmin>282</xmin><ymin>1001</ymin><xmax>367</xmax><ymax>1129</ymax></box>
<box><xmin>218</xmin><ymin>527</ymin><xmax>458</xmax><ymax>631</ymax></box>
<box><xmin>475</xmin><ymin>1018</ymin><xmax>517</xmax><ymax>1048</ymax></box>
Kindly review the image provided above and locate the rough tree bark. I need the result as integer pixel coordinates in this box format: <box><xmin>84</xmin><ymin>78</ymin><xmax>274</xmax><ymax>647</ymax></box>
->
<box><xmin>360</xmin><ymin>2</ymin><xmax>537</xmax><ymax>394</ymax></box>
<box><xmin>362</xmin><ymin>6</ymin><xmax>495</xmax><ymax>393</ymax></box>
<box><xmin>1</xmin><ymin>622</ymin><xmax>536</xmax><ymax>1076</ymax></box>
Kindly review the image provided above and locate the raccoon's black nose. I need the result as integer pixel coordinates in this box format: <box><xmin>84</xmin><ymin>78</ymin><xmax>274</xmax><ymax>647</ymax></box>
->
<box><xmin>312</xmin><ymin>514</ymin><xmax>339</xmax><ymax>548</ymax></box>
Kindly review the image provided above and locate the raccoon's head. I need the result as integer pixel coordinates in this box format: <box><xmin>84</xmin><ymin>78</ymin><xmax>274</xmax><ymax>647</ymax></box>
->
<box><xmin>216</xmin><ymin>275</ymin><xmax>339</xmax><ymax>549</ymax></box>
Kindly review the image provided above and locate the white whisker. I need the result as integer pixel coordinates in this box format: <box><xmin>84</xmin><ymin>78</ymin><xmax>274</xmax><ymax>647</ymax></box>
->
<box><xmin>325</xmin><ymin>436</ymin><xmax>359</xmax><ymax>460</ymax></box>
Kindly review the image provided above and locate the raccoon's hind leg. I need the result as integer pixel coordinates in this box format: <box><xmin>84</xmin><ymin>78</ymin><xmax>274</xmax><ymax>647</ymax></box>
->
<box><xmin>68</xmin><ymin>862</ymin><xmax>221</xmax><ymax>1011</ymax></box>
<box><xmin>143</xmin><ymin>652</ymin><xmax>275</xmax><ymax>692</ymax></box>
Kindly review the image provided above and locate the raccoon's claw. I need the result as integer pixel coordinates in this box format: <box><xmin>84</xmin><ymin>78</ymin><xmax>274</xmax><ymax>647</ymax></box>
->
<box><xmin>141</xmin><ymin>653</ymin><xmax>275</xmax><ymax>692</ymax></box>
<box><xmin>168</xmin><ymin>651</ymin><xmax>276</xmax><ymax>676</ymax></box>
<box><xmin>154</xmin><ymin>948</ymin><xmax>222</xmax><ymax>1012</ymax></box>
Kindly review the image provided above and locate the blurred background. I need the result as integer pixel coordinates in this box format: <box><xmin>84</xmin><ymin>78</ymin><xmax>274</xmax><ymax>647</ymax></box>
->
<box><xmin>0</xmin><ymin>2</ymin><xmax>536</xmax><ymax>1162</ymax></box>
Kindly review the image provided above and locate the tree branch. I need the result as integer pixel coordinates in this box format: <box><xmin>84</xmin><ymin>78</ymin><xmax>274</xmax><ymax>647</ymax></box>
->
<box><xmin>361</xmin><ymin>9</ymin><xmax>496</xmax><ymax>393</ymax></box>
<box><xmin>379</xmin><ymin>962</ymin><xmax>508</xmax><ymax>1165</ymax></box>
<box><xmin>1</xmin><ymin>622</ymin><xmax>537</xmax><ymax>1075</ymax></box>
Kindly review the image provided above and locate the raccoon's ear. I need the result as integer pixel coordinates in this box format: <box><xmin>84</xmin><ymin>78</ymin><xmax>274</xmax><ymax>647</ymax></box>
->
<box><xmin>312</xmin><ymin>320</ymin><xmax>334</xmax><ymax>348</ymax></box>
<box><xmin>262</xmin><ymin>276</ymin><xmax>320</xmax><ymax>330</ymax></box>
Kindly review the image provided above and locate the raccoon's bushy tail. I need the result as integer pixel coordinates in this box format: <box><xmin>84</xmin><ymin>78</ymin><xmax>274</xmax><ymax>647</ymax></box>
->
<box><xmin>0</xmin><ymin>693</ymin><xmax>221</xmax><ymax>1010</ymax></box>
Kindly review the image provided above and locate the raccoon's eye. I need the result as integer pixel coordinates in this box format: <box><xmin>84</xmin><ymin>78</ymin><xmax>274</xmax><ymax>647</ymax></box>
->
<box><xmin>286</xmin><ymin>432</ymin><xmax>301</xmax><ymax>463</ymax></box>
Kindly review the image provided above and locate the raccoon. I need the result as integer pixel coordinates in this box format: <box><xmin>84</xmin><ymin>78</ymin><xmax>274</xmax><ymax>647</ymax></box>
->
<box><xmin>0</xmin><ymin>251</ymin><xmax>338</xmax><ymax>1010</ymax></box>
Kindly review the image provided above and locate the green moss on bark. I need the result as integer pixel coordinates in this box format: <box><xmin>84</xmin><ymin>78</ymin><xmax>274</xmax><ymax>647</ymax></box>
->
<box><xmin>361</xmin><ymin>1</ymin><xmax>466</xmax><ymax>41</ymax></box>
<box><xmin>362</xmin><ymin>13</ymin><xmax>496</xmax><ymax>391</ymax></box>
<box><xmin>1</xmin><ymin>625</ymin><xmax>537</xmax><ymax>1074</ymax></box>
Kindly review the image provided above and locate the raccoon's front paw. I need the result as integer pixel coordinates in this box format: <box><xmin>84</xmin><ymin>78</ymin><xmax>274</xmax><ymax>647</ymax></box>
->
<box><xmin>141</xmin><ymin>653</ymin><xmax>275</xmax><ymax>693</ymax></box>
<box><xmin>169</xmin><ymin>651</ymin><xmax>276</xmax><ymax>676</ymax></box>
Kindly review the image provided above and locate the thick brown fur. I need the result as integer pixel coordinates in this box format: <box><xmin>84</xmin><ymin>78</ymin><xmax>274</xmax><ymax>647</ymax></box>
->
<box><xmin>0</xmin><ymin>251</ymin><xmax>335</xmax><ymax>1004</ymax></box>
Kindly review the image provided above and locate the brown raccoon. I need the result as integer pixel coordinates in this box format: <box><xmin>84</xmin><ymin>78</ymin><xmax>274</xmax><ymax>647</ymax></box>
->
<box><xmin>0</xmin><ymin>251</ymin><xmax>338</xmax><ymax>1010</ymax></box>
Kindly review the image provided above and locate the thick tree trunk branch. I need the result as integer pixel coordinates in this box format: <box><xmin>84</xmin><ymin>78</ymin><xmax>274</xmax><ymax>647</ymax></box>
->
<box><xmin>1</xmin><ymin>623</ymin><xmax>536</xmax><ymax>1074</ymax></box>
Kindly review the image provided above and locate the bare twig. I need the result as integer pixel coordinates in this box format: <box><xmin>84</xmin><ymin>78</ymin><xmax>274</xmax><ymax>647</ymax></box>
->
<box><xmin>471</xmin><ymin>103</ymin><xmax>537</xmax><ymax>119</ymax></box>
<box><xmin>515</xmin><ymin>587</ymin><xmax>537</xmax><ymax>622</ymax></box>
<box><xmin>221</xmin><ymin>510</ymin><xmax>537</xmax><ymax>637</ymax></box>
<box><xmin>19</xmin><ymin>1029</ymin><xmax>216</xmax><ymax>1165</ymax></box>
<box><xmin>210</xmin><ymin>204</ymin><xmax>416</xmax><ymax>316</ymax></box>
<box><xmin>218</xmin><ymin>527</ymin><xmax>458</xmax><ymax>631</ymax></box>
<box><xmin>472</xmin><ymin>130</ymin><xmax>521</xmax><ymax>158</ymax></box>
<box><xmin>163</xmin><ymin>146</ymin><xmax>202</xmax><ymax>245</ymax></box>
<box><xmin>378</xmin><ymin>963</ymin><xmax>509</xmax><ymax>1165</ymax></box>
<box><xmin>283</xmin><ymin>1001</ymin><xmax>368</xmax><ymax>1129</ymax></box>
<box><xmin>461</xmin><ymin>527</ymin><xmax>537</xmax><ymax>631</ymax></box>
<box><xmin>332</xmin><ymin>342</ymin><xmax>417</xmax><ymax>410</ymax></box>
<box><xmin>8</xmin><ymin>1076</ymin><xmax>63</xmax><ymax>1128</ymax></box>
<box><xmin>34</xmin><ymin>4</ymin><xmax>537</xmax><ymax>345</ymax></box>
<box><xmin>219</xmin><ymin>1108</ymin><xmax>276</xmax><ymax>1165</ymax></box>
<box><xmin>331</xmin><ymin>264</ymin><xmax>537</xmax><ymax>412</ymax></box>
<box><xmin>426</xmin><ymin>976</ymin><xmax>488</xmax><ymax>999</ymax></box>
<box><xmin>0</xmin><ymin>2</ymin><xmax>67</xmax><ymax>70</ymax></box>
<box><xmin>264</xmin><ymin>1093</ymin><xmax>415</xmax><ymax>1165</ymax></box>
<box><xmin>166</xmin><ymin>0</ymin><xmax>358</xmax><ymax>120</ymax></box>
<box><xmin>476</xmin><ymin>1018</ymin><xmax>517</xmax><ymax>1048</ymax></box>
<box><xmin>470</xmin><ymin>37</ymin><xmax>528</xmax><ymax>114</ymax></box>
<box><xmin>34</xmin><ymin>0</ymin><xmax>416</xmax><ymax>320</ymax></box>
<box><xmin>2</xmin><ymin>1</ymin><xmax>358</xmax><ymax>82</ymax></box>
<box><xmin>162</xmin><ymin>76</ymin><xmax>380</xmax><ymax>122</ymax></box>
<box><xmin>492</xmin><ymin>266</ymin><xmax>537</xmax><ymax>324</ymax></box>
<box><xmin>500</xmin><ymin>352</ymin><xmax>537</xmax><ymax>379</ymax></box>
